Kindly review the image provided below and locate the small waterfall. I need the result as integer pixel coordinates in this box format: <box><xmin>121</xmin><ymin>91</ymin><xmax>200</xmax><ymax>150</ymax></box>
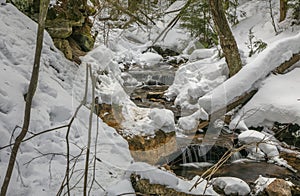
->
<box><xmin>230</xmin><ymin>151</ymin><xmax>242</xmax><ymax>162</ymax></box>
<box><xmin>186</xmin><ymin>147</ymin><xmax>193</xmax><ymax>163</ymax></box>
<box><xmin>182</xmin><ymin>148</ymin><xmax>187</xmax><ymax>164</ymax></box>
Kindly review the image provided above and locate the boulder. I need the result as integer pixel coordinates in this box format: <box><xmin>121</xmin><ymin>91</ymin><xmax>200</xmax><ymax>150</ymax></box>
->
<box><xmin>46</xmin><ymin>19</ymin><xmax>73</xmax><ymax>39</ymax></box>
<box><xmin>212</xmin><ymin>177</ymin><xmax>250</xmax><ymax>196</ymax></box>
<box><xmin>265</xmin><ymin>179</ymin><xmax>292</xmax><ymax>196</ymax></box>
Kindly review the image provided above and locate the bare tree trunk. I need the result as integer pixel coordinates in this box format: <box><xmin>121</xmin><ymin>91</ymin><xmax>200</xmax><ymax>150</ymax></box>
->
<box><xmin>209</xmin><ymin>0</ymin><xmax>243</xmax><ymax>77</ymax></box>
<box><xmin>0</xmin><ymin>0</ymin><xmax>50</xmax><ymax>195</ymax></box>
<box><xmin>279</xmin><ymin>0</ymin><xmax>287</xmax><ymax>22</ymax></box>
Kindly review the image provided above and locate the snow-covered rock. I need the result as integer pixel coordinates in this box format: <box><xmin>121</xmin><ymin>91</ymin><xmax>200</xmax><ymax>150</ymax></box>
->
<box><xmin>254</xmin><ymin>175</ymin><xmax>276</xmax><ymax>195</ymax></box>
<box><xmin>124</xmin><ymin>162</ymin><xmax>218</xmax><ymax>195</ymax></box>
<box><xmin>149</xmin><ymin>108</ymin><xmax>175</xmax><ymax>132</ymax></box>
<box><xmin>165</xmin><ymin>58</ymin><xmax>227</xmax><ymax>112</ymax></box>
<box><xmin>178</xmin><ymin>108</ymin><xmax>208</xmax><ymax>131</ymax></box>
<box><xmin>238</xmin><ymin>130</ymin><xmax>279</xmax><ymax>158</ymax></box>
<box><xmin>138</xmin><ymin>52</ymin><xmax>163</xmax><ymax>68</ymax></box>
<box><xmin>189</xmin><ymin>48</ymin><xmax>217</xmax><ymax>62</ymax></box>
<box><xmin>212</xmin><ymin>177</ymin><xmax>250</xmax><ymax>196</ymax></box>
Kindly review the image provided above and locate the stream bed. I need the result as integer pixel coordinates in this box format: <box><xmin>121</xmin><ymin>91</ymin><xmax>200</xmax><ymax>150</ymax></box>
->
<box><xmin>121</xmin><ymin>62</ymin><xmax>300</xmax><ymax>190</ymax></box>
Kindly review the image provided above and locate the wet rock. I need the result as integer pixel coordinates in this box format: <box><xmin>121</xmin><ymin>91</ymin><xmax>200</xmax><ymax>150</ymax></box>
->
<box><xmin>265</xmin><ymin>178</ymin><xmax>292</xmax><ymax>196</ymax></box>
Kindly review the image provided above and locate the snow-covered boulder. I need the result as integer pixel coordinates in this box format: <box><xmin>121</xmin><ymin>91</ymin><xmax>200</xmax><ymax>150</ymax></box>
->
<box><xmin>178</xmin><ymin>108</ymin><xmax>208</xmax><ymax>132</ymax></box>
<box><xmin>212</xmin><ymin>177</ymin><xmax>250</xmax><ymax>196</ymax></box>
<box><xmin>189</xmin><ymin>48</ymin><xmax>217</xmax><ymax>62</ymax></box>
<box><xmin>124</xmin><ymin>162</ymin><xmax>218</xmax><ymax>195</ymax></box>
<box><xmin>138</xmin><ymin>52</ymin><xmax>163</xmax><ymax>68</ymax></box>
<box><xmin>238</xmin><ymin>130</ymin><xmax>279</xmax><ymax>158</ymax></box>
<box><xmin>149</xmin><ymin>108</ymin><xmax>175</xmax><ymax>133</ymax></box>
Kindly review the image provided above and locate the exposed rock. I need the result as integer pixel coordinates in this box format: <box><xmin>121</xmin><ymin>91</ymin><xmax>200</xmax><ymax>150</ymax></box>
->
<box><xmin>97</xmin><ymin>103</ymin><xmax>123</xmax><ymax>130</ymax></box>
<box><xmin>265</xmin><ymin>178</ymin><xmax>292</xmax><ymax>196</ymax></box>
<box><xmin>128</xmin><ymin>130</ymin><xmax>177</xmax><ymax>165</ymax></box>
<box><xmin>53</xmin><ymin>39</ymin><xmax>72</xmax><ymax>60</ymax></box>
<box><xmin>46</xmin><ymin>19</ymin><xmax>73</xmax><ymax>39</ymax></box>
<box><xmin>71</xmin><ymin>19</ymin><xmax>95</xmax><ymax>52</ymax></box>
<box><xmin>10</xmin><ymin>0</ymin><xmax>96</xmax><ymax>63</ymax></box>
<box><xmin>130</xmin><ymin>174</ymin><xmax>197</xmax><ymax>196</ymax></box>
<box><xmin>97</xmin><ymin>103</ymin><xmax>177</xmax><ymax>164</ymax></box>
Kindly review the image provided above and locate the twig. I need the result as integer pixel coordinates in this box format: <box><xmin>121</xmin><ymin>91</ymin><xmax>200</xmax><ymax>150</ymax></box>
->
<box><xmin>57</xmin><ymin>64</ymin><xmax>89</xmax><ymax>196</ymax></box>
<box><xmin>0</xmin><ymin>124</ymin><xmax>69</xmax><ymax>150</ymax></box>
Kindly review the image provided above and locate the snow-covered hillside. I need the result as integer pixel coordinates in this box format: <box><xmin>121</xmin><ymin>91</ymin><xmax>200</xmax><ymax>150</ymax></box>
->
<box><xmin>0</xmin><ymin>4</ymin><xmax>133</xmax><ymax>195</ymax></box>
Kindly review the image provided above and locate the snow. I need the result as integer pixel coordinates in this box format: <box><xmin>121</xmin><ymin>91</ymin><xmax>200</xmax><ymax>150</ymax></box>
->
<box><xmin>105</xmin><ymin>179</ymin><xmax>135</xmax><ymax>196</ymax></box>
<box><xmin>189</xmin><ymin>48</ymin><xmax>218</xmax><ymax>62</ymax></box>
<box><xmin>166</xmin><ymin>56</ymin><xmax>228</xmax><ymax>113</ymax></box>
<box><xmin>198</xmin><ymin>32</ymin><xmax>300</xmax><ymax>115</ymax></box>
<box><xmin>119</xmin><ymin>162</ymin><xmax>218</xmax><ymax>195</ymax></box>
<box><xmin>232</xmin><ymin>68</ymin><xmax>300</xmax><ymax>127</ymax></box>
<box><xmin>238</xmin><ymin>130</ymin><xmax>279</xmax><ymax>158</ymax></box>
<box><xmin>137</xmin><ymin>52</ymin><xmax>163</xmax><ymax>68</ymax></box>
<box><xmin>0</xmin><ymin>3</ymin><xmax>133</xmax><ymax>195</ymax></box>
<box><xmin>211</xmin><ymin>177</ymin><xmax>250</xmax><ymax>196</ymax></box>
<box><xmin>148</xmin><ymin>108</ymin><xmax>175</xmax><ymax>133</ymax></box>
<box><xmin>253</xmin><ymin>175</ymin><xmax>276</xmax><ymax>195</ymax></box>
<box><xmin>178</xmin><ymin>108</ymin><xmax>208</xmax><ymax>131</ymax></box>
<box><xmin>1</xmin><ymin>0</ymin><xmax>300</xmax><ymax>195</ymax></box>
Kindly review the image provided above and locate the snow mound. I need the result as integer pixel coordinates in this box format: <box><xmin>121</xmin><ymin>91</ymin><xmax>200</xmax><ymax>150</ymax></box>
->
<box><xmin>238</xmin><ymin>130</ymin><xmax>279</xmax><ymax>158</ymax></box>
<box><xmin>148</xmin><ymin>108</ymin><xmax>175</xmax><ymax>133</ymax></box>
<box><xmin>166</xmin><ymin>57</ymin><xmax>228</xmax><ymax>113</ymax></box>
<box><xmin>138</xmin><ymin>52</ymin><xmax>163</xmax><ymax>68</ymax></box>
<box><xmin>212</xmin><ymin>177</ymin><xmax>250</xmax><ymax>196</ymax></box>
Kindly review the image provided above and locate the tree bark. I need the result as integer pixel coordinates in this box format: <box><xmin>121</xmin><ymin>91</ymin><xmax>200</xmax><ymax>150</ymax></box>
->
<box><xmin>209</xmin><ymin>0</ymin><xmax>243</xmax><ymax>77</ymax></box>
<box><xmin>0</xmin><ymin>0</ymin><xmax>50</xmax><ymax>195</ymax></box>
<box><xmin>279</xmin><ymin>0</ymin><xmax>288</xmax><ymax>22</ymax></box>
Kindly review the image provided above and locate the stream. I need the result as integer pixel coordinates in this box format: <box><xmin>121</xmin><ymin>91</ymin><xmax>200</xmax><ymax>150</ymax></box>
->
<box><xmin>121</xmin><ymin>62</ymin><xmax>300</xmax><ymax>187</ymax></box>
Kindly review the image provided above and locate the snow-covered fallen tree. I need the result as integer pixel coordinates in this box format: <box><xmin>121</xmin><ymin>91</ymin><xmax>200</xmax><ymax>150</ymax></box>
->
<box><xmin>198</xmin><ymin>32</ymin><xmax>300</xmax><ymax>115</ymax></box>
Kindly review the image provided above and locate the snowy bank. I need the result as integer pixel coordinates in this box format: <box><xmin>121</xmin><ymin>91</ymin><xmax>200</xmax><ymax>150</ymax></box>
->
<box><xmin>0</xmin><ymin>3</ymin><xmax>133</xmax><ymax>195</ymax></box>
<box><xmin>198</xmin><ymin>33</ymin><xmax>300</xmax><ymax>114</ymax></box>
<box><xmin>232</xmin><ymin>67</ymin><xmax>300</xmax><ymax>127</ymax></box>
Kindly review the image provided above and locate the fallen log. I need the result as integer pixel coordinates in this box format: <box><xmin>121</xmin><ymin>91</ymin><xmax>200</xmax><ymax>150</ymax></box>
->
<box><xmin>198</xmin><ymin>51</ymin><xmax>300</xmax><ymax>129</ymax></box>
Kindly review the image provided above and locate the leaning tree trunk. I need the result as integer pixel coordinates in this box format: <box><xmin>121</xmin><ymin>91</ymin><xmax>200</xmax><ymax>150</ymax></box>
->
<box><xmin>0</xmin><ymin>0</ymin><xmax>50</xmax><ymax>195</ymax></box>
<box><xmin>209</xmin><ymin>0</ymin><xmax>243</xmax><ymax>77</ymax></box>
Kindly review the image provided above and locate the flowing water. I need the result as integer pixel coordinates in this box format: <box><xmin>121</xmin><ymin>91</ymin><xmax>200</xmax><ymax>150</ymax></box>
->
<box><xmin>121</xmin><ymin>62</ymin><xmax>300</xmax><ymax>186</ymax></box>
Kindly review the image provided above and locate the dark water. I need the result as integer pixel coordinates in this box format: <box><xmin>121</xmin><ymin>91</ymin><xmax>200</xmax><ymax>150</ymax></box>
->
<box><xmin>173</xmin><ymin>161</ymin><xmax>299</xmax><ymax>185</ymax></box>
